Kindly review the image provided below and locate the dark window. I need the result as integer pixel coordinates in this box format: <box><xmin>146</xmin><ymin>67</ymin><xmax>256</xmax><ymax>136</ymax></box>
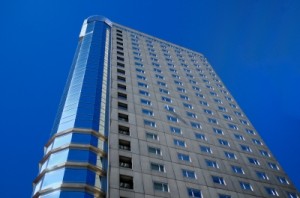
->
<box><xmin>117</xmin><ymin>51</ymin><xmax>124</xmax><ymax>56</ymax></box>
<box><xmin>118</xmin><ymin>113</ymin><xmax>128</xmax><ymax>122</ymax></box>
<box><xmin>118</xmin><ymin>84</ymin><xmax>126</xmax><ymax>90</ymax></box>
<box><xmin>118</xmin><ymin>92</ymin><xmax>127</xmax><ymax>100</ymax></box>
<box><xmin>120</xmin><ymin>175</ymin><xmax>133</xmax><ymax>189</ymax></box>
<box><xmin>118</xmin><ymin>102</ymin><xmax>128</xmax><ymax>110</ymax></box>
<box><xmin>117</xmin><ymin>46</ymin><xmax>123</xmax><ymax>50</ymax></box>
<box><xmin>117</xmin><ymin>56</ymin><xmax>124</xmax><ymax>61</ymax></box>
<box><xmin>119</xmin><ymin>125</ymin><xmax>130</xmax><ymax>136</ymax></box>
<box><xmin>119</xmin><ymin>156</ymin><xmax>132</xmax><ymax>169</ymax></box>
<box><xmin>117</xmin><ymin>69</ymin><xmax>125</xmax><ymax>75</ymax></box>
<box><xmin>117</xmin><ymin>62</ymin><xmax>125</xmax><ymax>68</ymax></box>
<box><xmin>119</xmin><ymin>140</ymin><xmax>131</xmax><ymax>151</ymax></box>
<box><xmin>117</xmin><ymin>76</ymin><xmax>126</xmax><ymax>82</ymax></box>
<box><xmin>117</xmin><ymin>41</ymin><xmax>123</xmax><ymax>46</ymax></box>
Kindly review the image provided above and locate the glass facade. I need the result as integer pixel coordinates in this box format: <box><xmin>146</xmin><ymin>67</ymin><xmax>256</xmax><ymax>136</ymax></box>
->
<box><xmin>33</xmin><ymin>16</ymin><xmax>111</xmax><ymax>198</ymax></box>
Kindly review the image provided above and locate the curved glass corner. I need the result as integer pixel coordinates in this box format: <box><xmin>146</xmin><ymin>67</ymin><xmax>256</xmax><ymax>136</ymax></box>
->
<box><xmin>33</xmin><ymin>17</ymin><xmax>111</xmax><ymax>198</ymax></box>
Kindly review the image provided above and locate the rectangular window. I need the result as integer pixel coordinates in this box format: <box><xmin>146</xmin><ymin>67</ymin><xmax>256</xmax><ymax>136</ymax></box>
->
<box><xmin>144</xmin><ymin>120</ymin><xmax>156</xmax><ymax>127</ymax></box>
<box><xmin>191</xmin><ymin>122</ymin><xmax>201</xmax><ymax>129</ymax></box>
<box><xmin>118</xmin><ymin>102</ymin><xmax>128</xmax><ymax>110</ymax></box>
<box><xmin>234</xmin><ymin>134</ymin><xmax>245</xmax><ymax>140</ymax></box>
<box><xmin>253</xmin><ymin>139</ymin><xmax>263</xmax><ymax>145</ymax></box>
<box><xmin>240</xmin><ymin>145</ymin><xmax>252</xmax><ymax>152</ymax></box>
<box><xmin>142</xmin><ymin>109</ymin><xmax>154</xmax><ymax>116</ymax></box>
<box><xmin>138</xmin><ymin>82</ymin><xmax>148</xmax><ymax>88</ymax></box>
<box><xmin>231</xmin><ymin>165</ymin><xmax>244</xmax><ymax>174</ymax></box>
<box><xmin>165</xmin><ymin>105</ymin><xmax>175</xmax><ymax>112</ymax></box>
<box><xmin>146</xmin><ymin>132</ymin><xmax>158</xmax><ymax>141</ymax></box>
<box><xmin>118</xmin><ymin>92</ymin><xmax>127</xmax><ymax>100</ymax></box>
<box><xmin>118</xmin><ymin>84</ymin><xmax>126</xmax><ymax>90</ymax></box>
<box><xmin>137</xmin><ymin>75</ymin><xmax>146</xmax><ymax>80</ymax></box>
<box><xmin>148</xmin><ymin>146</ymin><xmax>161</xmax><ymax>155</ymax></box>
<box><xmin>119</xmin><ymin>140</ymin><xmax>131</xmax><ymax>151</ymax></box>
<box><xmin>159</xmin><ymin>88</ymin><xmax>169</xmax><ymax>94</ymax></box>
<box><xmin>204</xmin><ymin>109</ymin><xmax>213</xmax><ymax>115</ymax></box>
<box><xmin>200</xmin><ymin>145</ymin><xmax>212</xmax><ymax>153</ymax></box>
<box><xmin>178</xmin><ymin>153</ymin><xmax>191</xmax><ymax>162</ymax></box>
<box><xmin>187</xmin><ymin>188</ymin><xmax>202</xmax><ymax>198</ymax></box>
<box><xmin>260</xmin><ymin>150</ymin><xmax>270</xmax><ymax>157</ymax></box>
<box><xmin>141</xmin><ymin>98</ymin><xmax>151</xmax><ymax>106</ymax></box>
<box><xmin>224</xmin><ymin>152</ymin><xmax>236</xmax><ymax>159</ymax></box>
<box><xmin>245</xmin><ymin>128</ymin><xmax>255</xmax><ymax>135</ymax></box>
<box><xmin>153</xmin><ymin>182</ymin><xmax>169</xmax><ymax>192</ymax></box>
<box><xmin>219</xmin><ymin>194</ymin><xmax>231</xmax><ymax>198</ymax></box>
<box><xmin>205</xmin><ymin>159</ymin><xmax>219</xmax><ymax>168</ymax></box>
<box><xmin>162</xmin><ymin>96</ymin><xmax>172</xmax><ymax>103</ymax></box>
<box><xmin>187</xmin><ymin>112</ymin><xmax>197</xmax><ymax>118</ymax></box>
<box><xmin>183</xmin><ymin>103</ymin><xmax>193</xmax><ymax>109</ymax></box>
<box><xmin>240</xmin><ymin>182</ymin><xmax>253</xmax><ymax>191</ymax></box>
<box><xmin>117</xmin><ymin>76</ymin><xmax>126</xmax><ymax>82</ymax></box>
<box><xmin>151</xmin><ymin>163</ymin><xmax>165</xmax><ymax>172</ymax></box>
<box><xmin>182</xmin><ymin>169</ymin><xmax>196</xmax><ymax>179</ymax></box>
<box><xmin>119</xmin><ymin>156</ymin><xmax>132</xmax><ymax>169</ymax></box>
<box><xmin>119</xmin><ymin>125</ymin><xmax>130</xmax><ymax>136</ymax></box>
<box><xmin>167</xmin><ymin>115</ymin><xmax>178</xmax><ymax>122</ymax></box>
<box><xmin>174</xmin><ymin>139</ymin><xmax>186</xmax><ymax>147</ymax></box>
<box><xmin>268</xmin><ymin>162</ymin><xmax>279</xmax><ymax>170</ymax></box>
<box><xmin>118</xmin><ymin>113</ymin><xmax>128</xmax><ymax>122</ymax></box>
<box><xmin>208</xmin><ymin>118</ymin><xmax>218</xmax><ymax>124</ymax></box>
<box><xmin>212</xmin><ymin>176</ymin><xmax>226</xmax><ymax>185</ymax></box>
<box><xmin>219</xmin><ymin>139</ymin><xmax>230</xmax><ymax>146</ymax></box>
<box><xmin>199</xmin><ymin>100</ymin><xmax>208</xmax><ymax>106</ymax></box>
<box><xmin>195</xmin><ymin>133</ymin><xmax>206</xmax><ymax>140</ymax></box>
<box><xmin>248</xmin><ymin>157</ymin><xmax>260</xmax><ymax>165</ymax></box>
<box><xmin>213</xmin><ymin>128</ymin><xmax>223</xmax><ymax>135</ymax></box>
<box><xmin>265</xmin><ymin>187</ymin><xmax>279</xmax><ymax>196</ymax></box>
<box><xmin>277</xmin><ymin>176</ymin><xmax>289</xmax><ymax>184</ymax></box>
<box><xmin>256</xmin><ymin>171</ymin><xmax>269</xmax><ymax>180</ymax></box>
<box><xmin>139</xmin><ymin>90</ymin><xmax>149</xmax><ymax>96</ymax></box>
<box><xmin>170</xmin><ymin>126</ymin><xmax>181</xmax><ymax>134</ymax></box>
<box><xmin>120</xmin><ymin>175</ymin><xmax>133</xmax><ymax>189</ymax></box>
<box><xmin>228</xmin><ymin>124</ymin><xmax>238</xmax><ymax>130</ymax></box>
<box><xmin>180</xmin><ymin>95</ymin><xmax>189</xmax><ymax>100</ymax></box>
<box><xmin>157</xmin><ymin>81</ymin><xmax>167</xmax><ymax>87</ymax></box>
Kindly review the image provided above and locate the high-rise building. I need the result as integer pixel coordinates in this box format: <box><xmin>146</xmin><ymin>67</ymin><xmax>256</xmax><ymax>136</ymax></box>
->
<box><xmin>33</xmin><ymin>16</ymin><xmax>299</xmax><ymax>198</ymax></box>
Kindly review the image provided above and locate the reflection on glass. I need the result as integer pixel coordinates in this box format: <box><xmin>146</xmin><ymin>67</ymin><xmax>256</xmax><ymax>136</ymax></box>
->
<box><xmin>41</xmin><ymin>168</ymin><xmax>65</xmax><ymax>190</ymax></box>
<box><xmin>52</xmin><ymin>134</ymin><xmax>72</xmax><ymax>150</ymax></box>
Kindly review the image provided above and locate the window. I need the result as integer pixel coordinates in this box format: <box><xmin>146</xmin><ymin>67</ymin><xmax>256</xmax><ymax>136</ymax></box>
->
<box><xmin>154</xmin><ymin>68</ymin><xmax>162</xmax><ymax>73</ymax></box>
<box><xmin>287</xmin><ymin>192</ymin><xmax>298</xmax><ymax>198</ymax></box>
<box><xmin>119</xmin><ymin>125</ymin><xmax>130</xmax><ymax>136</ymax></box>
<box><xmin>162</xmin><ymin>96</ymin><xmax>172</xmax><ymax>103</ymax></box>
<box><xmin>183</xmin><ymin>103</ymin><xmax>193</xmax><ymax>109</ymax></box>
<box><xmin>157</xmin><ymin>81</ymin><xmax>167</xmax><ymax>87</ymax></box>
<box><xmin>137</xmin><ymin>75</ymin><xmax>146</xmax><ymax>80</ymax></box>
<box><xmin>277</xmin><ymin>176</ymin><xmax>289</xmax><ymax>184</ymax></box>
<box><xmin>268</xmin><ymin>162</ymin><xmax>279</xmax><ymax>170</ymax></box>
<box><xmin>195</xmin><ymin>133</ymin><xmax>206</xmax><ymax>140</ymax></box>
<box><xmin>118</xmin><ymin>113</ymin><xmax>128</xmax><ymax>122</ymax></box>
<box><xmin>174</xmin><ymin>139</ymin><xmax>186</xmax><ymax>147</ymax></box>
<box><xmin>118</xmin><ymin>102</ymin><xmax>128</xmax><ymax>110</ymax></box>
<box><xmin>159</xmin><ymin>88</ymin><xmax>169</xmax><ymax>94</ymax></box>
<box><xmin>231</xmin><ymin>165</ymin><xmax>244</xmax><ymax>174</ymax></box>
<box><xmin>120</xmin><ymin>175</ymin><xmax>133</xmax><ymax>189</ymax></box>
<box><xmin>219</xmin><ymin>139</ymin><xmax>230</xmax><ymax>146</ymax></box>
<box><xmin>234</xmin><ymin>111</ymin><xmax>242</xmax><ymax>116</ymax></box>
<box><xmin>248</xmin><ymin>157</ymin><xmax>260</xmax><ymax>165</ymax></box>
<box><xmin>240</xmin><ymin>145</ymin><xmax>252</xmax><ymax>152</ymax></box>
<box><xmin>178</xmin><ymin>153</ymin><xmax>191</xmax><ymax>162</ymax></box>
<box><xmin>240</xmin><ymin>182</ymin><xmax>253</xmax><ymax>191</ymax></box>
<box><xmin>167</xmin><ymin>115</ymin><xmax>178</xmax><ymax>122</ymax></box>
<box><xmin>245</xmin><ymin>128</ymin><xmax>255</xmax><ymax>135</ymax></box>
<box><xmin>142</xmin><ymin>109</ymin><xmax>153</xmax><ymax>116</ymax></box>
<box><xmin>260</xmin><ymin>150</ymin><xmax>270</xmax><ymax>157</ymax></box>
<box><xmin>205</xmin><ymin>159</ymin><xmax>219</xmax><ymax>168</ymax></box>
<box><xmin>224</xmin><ymin>152</ymin><xmax>236</xmax><ymax>159</ymax></box>
<box><xmin>119</xmin><ymin>156</ymin><xmax>132</xmax><ymax>169</ymax></box>
<box><xmin>153</xmin><ymin>182</ymin><xmax>169</xmax><ymax>192</ymax></box>
<box><xmin>117</xmin><ymin>62</ymin><xmax>125</xmax><ymax>68</ymax></box>
<box><xmin>199</xmin><ymin>100</ymin><xmax>208</xmax><ymax>106</ymax></box>
<box><xmin>256</xmin><ymin>171</ymin><xmax>269</xmax><ymax>180</ymax></box>
<box><xmin>229</xmin><ymin>103</ymin><xmax>237</xmax><ymax>108</ymax></box>
<box><xmin>212</xmin><ymin>176</ymin><xmax>226</xmax><ymax>185</ymax></box>
<box><xmin>118</xmin><ymin>84</ymin><xmax>126</xmax><ymax>90</ymax></box>
<box><xmin>118</xmin><ymin>92</ymin><xmax>127</xmax><ymax>100</ymax></box>
<box><xmin>182</xmin><ymin>169</ymin><xmax>196</xmax><ymax>179</ymax></box>
<box><xmin>203</xmin><ymin>109</ymin><xmax>213</xmax><ymax>115</ymax></box>
<box><xmin>213</xmin><ymin>128</ymin><xmax>223</xmax><ymax>135</ymax></box>
<box><xmin>228</xmin><ymin>124</ymin><xmax>238</xmax><ymax>130</ymax></box>
<box><xmin>200</xmin><ymin>145</ymin><xmax>212</xmax><ymax>153</ymax></box>
<box><xmin>234</xmin><ymin>134</ymin><xmax>245</xmax><ymax>140</ymax></box>
<box><xmin>177</xmin><ymin>87</ymin><xmax>186</xmax><ymax>92</ymax></box>
<box><xmin>148</xmin><ymin>146</ymin><xmax>161</xmax><ymax>155</ymax></box>
<box><xmin>155</xmin><ymin>74</ymin><xmax>164</xmax><ymax>79</ymax></box>
<box><xmin>223</xmin><ymin>114</ymin><xmax>232</xmax><ymax>120</ymax></box>
<box><xmin>139</xmin><ymin>90</ymin><xmax>149</xmax><ymax>96</ymax></box>
<box><xmin>135</xmin><ymin>62</ymin><xmax>143</xmax><ymax>67</ymax></box>
<box><xmin>240</xmin><ymin>119</ymin><xmax>249</xmax><ymax>125</ymax></box>
<box><xmin>118</xmin><ymin>76</ymin><xmax>126</xmax><ymax>82</ymax></box>
<box><xmin>252</xmin><ymin>139</ymin><xmax>263</xmax><ymax>145</ymax></box>
<box><xmin>151</xmin><ymin>163</ymin><xmax>165</xmax><ymax>172</ymax></box>
<box><xmin>144</xmin><ymin>120</ymin><xmax>156</xmax><ymax>127</ymax></box>
<box><xmin>214</xmin><ymin>99</ymin><xmax>222</xmax><ymax>104</ymax></box>
<box><xmin>146</xmin><ymin>132</ymin><xmax>158</xmax><ymax>140</ymax></box>
<box><xmin>165</xmin><ymin>105</ymin><xmax>175</xmax><ymax>112</ymax></box>
<box><xmin>218</xmin><ymin>106</ymin><xmax>226</xmax><ymax>112</ymax></box>
<box><xmin>265</xmin><ymin>187</ymin><xmax>279</xmax><ymax>196</ymax></box>
<box><xmin>117</xmin><ymin>69</ymin><xmax>125</xmax><ymax>75</ymax></box>
<box><xmin>187</xmin><ymin>112</ymin><xmax>197</xmax><ymax>118</ymax></box>
<box><xmin>191</xmin><ymin>122</ymin><xmax>201</xmax><ymax>129</ymax></box>
<box><xmin>138</xmin><ymin>82</ymin><xmax>148</xmax><ymax>88</ymax></box>
<box><xmin>136</xmin><ymin>68</ymin><xmax>145</xmax><ymax>73</ymax></box>
<box><xmin>180</xmin><ymin>95</ymin><xmax>189</xmax><ymax>100</ymax></box>
<box><xmin>119</xmin><ymin>140</ymin><xmax>131</xmax><ymax>151</ymax></box>
<box><xmin>174</xmin><ymin>80</ymin><xmax>183</xmax><ymax>85</ymax></box>
<box><xmin>170</xmin><ymin>126</ymin><xmax>181</xmax><ymax>134</ymax></box>
<box><xmin>208</xmin><ymin>118</ymin><xmax>218</xmax><ymax>124</ymax></box>
<box><xmin>187</xmin><ymin>188</ymin><xmax>202</xmax><ymax>198</ymax></box>
<box><xmin>193</xmin><ymin>86</ymin><xmax>201</xmax><ymax>91</ymax></box>
<box><xmin>140</xmin><ymin>98</ymin><xmax>151</xmax><ymax>106</ymax></box>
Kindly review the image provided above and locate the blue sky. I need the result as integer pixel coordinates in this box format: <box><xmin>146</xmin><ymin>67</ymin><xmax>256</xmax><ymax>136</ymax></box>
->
<box><xmin>0</xmin><ymin>0</ymin><xmax>299</xmax><ymax>197</ymax></box>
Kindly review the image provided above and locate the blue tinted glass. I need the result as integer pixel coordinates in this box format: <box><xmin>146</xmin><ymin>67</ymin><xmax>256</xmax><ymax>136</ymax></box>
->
<box><xmin>42</xmin><ymin>168</ymin><xmax>65</xmax><ymax>190</ymax></box>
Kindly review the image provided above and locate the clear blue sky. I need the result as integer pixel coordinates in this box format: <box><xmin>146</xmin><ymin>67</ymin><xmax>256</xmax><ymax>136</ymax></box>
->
<box><xmin>0</xmin><ymin>0</ymin><xmax>299</xmax><ymax>197</ymax></box>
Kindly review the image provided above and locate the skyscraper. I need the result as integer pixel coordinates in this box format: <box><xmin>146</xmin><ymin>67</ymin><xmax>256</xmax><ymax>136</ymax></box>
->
<box><xmin>33</xmin><ymin>16</ymin><xmax>299</xmax><ymax>198</ymax></box>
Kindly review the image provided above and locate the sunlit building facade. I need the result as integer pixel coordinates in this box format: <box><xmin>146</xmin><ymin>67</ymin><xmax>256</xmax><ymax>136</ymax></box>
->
<box><xmin>33</xmin><ymin>16</ymin><xmax>299</xmax><ymax>198</ymax></box>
